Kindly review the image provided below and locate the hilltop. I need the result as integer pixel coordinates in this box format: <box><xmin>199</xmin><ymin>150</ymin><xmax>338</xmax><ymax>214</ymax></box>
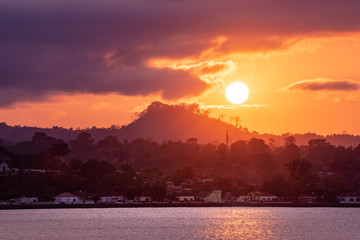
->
<box><xmin>0</xmin><ymin>101</ymin><xmax>360</xmax><ymax>146</ymax></box>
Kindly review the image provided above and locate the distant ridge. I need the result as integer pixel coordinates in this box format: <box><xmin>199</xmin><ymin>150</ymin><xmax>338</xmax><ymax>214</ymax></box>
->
<box><xmin>1</xmin><ymin>101</ymin><xmax>360</xmax><ymax>147</ymax></box>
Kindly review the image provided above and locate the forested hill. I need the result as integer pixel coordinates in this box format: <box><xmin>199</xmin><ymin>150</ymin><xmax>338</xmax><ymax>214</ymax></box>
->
<box><xmin>118</xmin><ymin>101</ymin><xmax>259</xmax><ymax>143</ymax></box>
<box><xmin>1</xmin><ymin>101</ymin><xmax>360</xmax><ymax>146</ymax></box>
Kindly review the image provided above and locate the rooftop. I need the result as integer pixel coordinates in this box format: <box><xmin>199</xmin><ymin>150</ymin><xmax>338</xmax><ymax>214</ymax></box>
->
<box><xmin>55</xmin><ymin>192</ymin><xmax>77</xmax><ymax>198</ymax></box>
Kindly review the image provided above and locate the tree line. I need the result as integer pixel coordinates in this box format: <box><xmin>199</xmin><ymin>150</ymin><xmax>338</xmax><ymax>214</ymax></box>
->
<box><xmin>1</xmin><ymin>133</ymin><xmax>360</xmax><ymax>202</ymax></box>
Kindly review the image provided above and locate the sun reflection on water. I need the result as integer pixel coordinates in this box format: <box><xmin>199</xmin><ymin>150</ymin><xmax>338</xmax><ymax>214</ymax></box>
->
<box><xmin>1</xmin><ymin>207</ymin><xmax>359</xmax><ymax>239</ymax></box>
<box><xmin>196</xmin><ymin>209</ymin><xmax>276</xmax><ymax>240</ymax></box>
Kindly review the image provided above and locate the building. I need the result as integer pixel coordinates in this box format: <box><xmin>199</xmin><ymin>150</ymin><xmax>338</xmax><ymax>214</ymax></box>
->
<box><xmin>337</xmin><ymin>193</ymin><xmax>360</xmax><ymax>204</ymax></box>
<box><xmin>81</xmin><ymin>199</ymin><xmax>95</xmax><ymax>204</ymax></box>
<box><xmin>13</xmin><ymin>197</ymin><xmax>38</xmax><ymax>204</ymax></box>
<box><xmin>237</xmin><ymin>195</ymin><xmax>251</xmax><ymax>202</ymax></box>
<box><xmin>134</xmin><ymin>196</ymin><xmax>152</xmax><ymax>203</ymax></box>
<box><xmin>175</xmin><ymin>196</ymin><xmax>195</xmax><ymax>202</ymax></box>
<box><xmin>0</xmin><ymin>162</ymin><xmax>9</xmax><ymax>172</ymax></box>
<box><xmin>0</xmin><ymin>200</ymin><xmax>10</xmax><ymax>205</ymax></box>
<box><xmin>298</xmin><ymin>195</ymin><xmax>317</xmax><ymax>203</ymax></box>
<box><xmin>54</xmin><ymin>192</ymin><xmax>80</xmax><ymax>204</ymax></box>
<box><xmin>98</xmin><ymin>196</ymin><xmax>124</xmax><ymax>204</ymax></box>
<box><xmin>198</xmin><ymin>190</ymin><xmax>222</xmax><ymax>203</ymax></box>
<box><xmin>224</xmin><ymin>192</ymin><xmax>235</xmax><ymax>202</ymax></box>
<box><xmin>253</xmin><ymin>193</ymin><xmax>277</xmax><ymax>202</ymax></box>
<box><xmin>237</xmin><ymin>192</ymin><xmax>278</xmax><ymax>202</ymax></box>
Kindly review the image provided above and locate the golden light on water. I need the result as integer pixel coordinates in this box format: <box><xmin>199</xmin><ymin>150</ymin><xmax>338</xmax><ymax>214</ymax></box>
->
<box><xmin>197</xmin><ymin>209</ymin><xmax>274</xmax><ymax>239</ymax></box>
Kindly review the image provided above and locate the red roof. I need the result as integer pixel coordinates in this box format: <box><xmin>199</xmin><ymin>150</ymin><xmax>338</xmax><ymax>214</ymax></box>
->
<box><xmin>55</xmin><ymin>192</ymin><xmax>77</xmax><ymax>198</ymax></box>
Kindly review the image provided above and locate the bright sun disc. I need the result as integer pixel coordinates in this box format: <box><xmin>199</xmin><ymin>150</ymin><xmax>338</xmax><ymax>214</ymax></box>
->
<box><xmin>226</xmin><ymin>82</ymin><xmax>249</xmax><ymax>104</ymax></box>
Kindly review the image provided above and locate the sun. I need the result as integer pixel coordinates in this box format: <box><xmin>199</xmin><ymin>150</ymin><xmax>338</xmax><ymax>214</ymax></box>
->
<box><xmin>226</xmin><ymin>82</ymin><xmax>249</xmax><ymax>104</ymax></box>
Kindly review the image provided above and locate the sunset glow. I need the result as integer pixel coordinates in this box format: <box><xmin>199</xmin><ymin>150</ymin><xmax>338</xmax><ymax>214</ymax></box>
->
<box><xmin>3</xmin><ymin>2</ymin><xmax>360</xmax><ymax>235</ymax></box>
<box><xmin>226</xmin><ymin>82</ymin><xmax>249</xmax><ymax>104</ymax></box>
<box><xmin>0</xmin><ymin>1</ymin><xmax>360</xmax><ymax>136</ymax></box>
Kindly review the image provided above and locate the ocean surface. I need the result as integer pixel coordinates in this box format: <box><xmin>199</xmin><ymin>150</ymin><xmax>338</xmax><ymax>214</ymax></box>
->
<box><xmin>1</xmin><ymin>207</ymin><xmax>359</xmax><ymax>239</ymax></box>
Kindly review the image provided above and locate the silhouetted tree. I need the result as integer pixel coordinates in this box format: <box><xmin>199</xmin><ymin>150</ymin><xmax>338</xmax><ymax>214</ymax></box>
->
<box><xmin>286</xmin><ymin>159</ymin><xmax>315</xmax><ymax>199</ymax></box>
<box><xmin>262</xmin><ymin>174</ymin><xmax>288</xmax><ymax>197</ymax></box>
<box><xmin>69</xmin><ymin>159</ymin><xmax>82</xmax><ymax>174</ymax></box>
<box><xmin>80</xmin><ymin>160</ymin><xmax>115</xmax><ymax>178</ymax></box>
<box><xmin>69</xmin><ymin>132</ymin><xmax>95</xmax><ymax>162</ymax></box>
<box><xmin>307</xmin><ymin>139</ymin><xmax>335</xmax><ymax>167</ymax></box>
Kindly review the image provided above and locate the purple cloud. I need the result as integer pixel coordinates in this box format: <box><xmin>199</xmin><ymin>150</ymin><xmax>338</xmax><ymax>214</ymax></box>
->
<box><xmin>283</xmin><ymin>78</ymin><xmax>360</xmax><ymax>92</ymax></box>
<box><xmin>1</xmin><ymin>0</ymin><xmax>360</xmax><ymax>106</ymax></box>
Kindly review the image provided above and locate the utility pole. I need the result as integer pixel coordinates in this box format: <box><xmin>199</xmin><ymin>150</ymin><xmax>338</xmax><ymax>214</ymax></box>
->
<box><xmin>226</xmin><ymin>130</ymin><xmax>229</xmax><ymax>145</ymax></box>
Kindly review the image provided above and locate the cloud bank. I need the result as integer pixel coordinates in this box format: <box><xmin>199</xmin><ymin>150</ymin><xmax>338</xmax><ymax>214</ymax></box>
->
<box><xmin>282</xmin><ymin>78</ymin><xmax>360</xmax><ymax>92</ymax></box>
<box><xmin>1</xmin><ymin>0</ymin><xmax>360</xmax><ymax>106</ymax></box>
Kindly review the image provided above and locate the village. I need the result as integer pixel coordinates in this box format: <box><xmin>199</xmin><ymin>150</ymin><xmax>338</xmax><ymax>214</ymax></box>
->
<box><xmin>1</xmin><ymin>161</ymin><xmax>359</xmax><ymax>207</ymax></box>
<box><xmin>2</xmin><ymin>190</ymin><xmax>359</xmax><ymax>207</ymax></box>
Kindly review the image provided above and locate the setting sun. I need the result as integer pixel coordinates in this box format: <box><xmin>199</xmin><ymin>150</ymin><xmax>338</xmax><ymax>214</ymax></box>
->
<box><xmin>225</xmin><ymin>82</ymin><xmax>249</xmax><ymax>104</ymax></box>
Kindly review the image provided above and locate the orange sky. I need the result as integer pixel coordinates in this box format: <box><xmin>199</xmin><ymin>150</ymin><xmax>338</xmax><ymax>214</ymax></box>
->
<box><xmin>1</xmin><ymin>1</ymin><xmax>360</xmax><ymax>135</ymax></box>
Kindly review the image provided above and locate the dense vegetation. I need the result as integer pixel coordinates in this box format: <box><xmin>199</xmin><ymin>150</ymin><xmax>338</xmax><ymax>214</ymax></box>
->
<box><xmin>1</xmin><ymin>132</ymin><xmax>360</xmax><ymax>202</ymax></box>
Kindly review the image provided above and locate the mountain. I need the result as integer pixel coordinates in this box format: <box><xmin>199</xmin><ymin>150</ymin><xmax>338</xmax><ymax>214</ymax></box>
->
<box><xmin>0</xmin><ymin>101</ymin><xmax>360</xmax><ymax>147</ymax></box>
<box><xmin>118</xmin><ymin>101</ymin><xmax>256</xmax><ymax>143</ymax></box>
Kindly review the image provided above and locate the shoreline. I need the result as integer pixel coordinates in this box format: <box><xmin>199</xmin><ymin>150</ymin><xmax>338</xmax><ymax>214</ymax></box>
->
<box><xmin>1</xmin><ymin>202</ymin><xmax>360</xmax><ymax>210</ymax></box>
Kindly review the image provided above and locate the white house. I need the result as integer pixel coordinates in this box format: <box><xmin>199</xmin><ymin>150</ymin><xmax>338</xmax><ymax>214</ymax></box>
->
<box><xmin>0</xmin><ymin>162</ymin><xmax>9</xmax><ymax>172</ymax></box>
<box><xmin>198</xmin><ymin>190</ymin><xmax>222</xmax><ymax>203</ymax></box>
<box><xmin>0</xmin><ymin>200</ymin><xmax>10</xmax><ymax>205</ymax></box>
<box><xmin>298</xmin><ymin>195</ymin><xmax>317</xmax><ymax>203</ymax></box>
<box><xmin>254</xmin><ymin>193</ymin><xmax>277</xmax><ymax>202</ymax></box>
<box><xmin>54</xmin><ymin>192</ymin><xmax>80</xmax><ymax>204</ymax></box>
<box><xmin>337</xmin><ymin>194</ymin><xmax>360</xmax><ymax>204</ymax></box>
<box><xmin>237</xmin><ymin>192</ymin><xmax>278</xmax><ymax>202</ymax></box>
<box><xmin>15</xmin><ymin>197</ymin><xmax>38</xmax><ymax>204</ymax></box>
<box><xmin>237</xmin><ymin>195</ymin><xmax>251</xmax><ymax>202</ymax></box>
<box><xmin>98</xmin><ymin>196</ymin><xmax>124</xmax><ymax>204</ymax></box>
<box><xmin>81</xmin><ymin>199</ymin><xmax>95</xmax><ymax>204</ymax></box>
<box><xmin>134</xmin><ymin>196</ymin><xmax>152</xmax><ymax>203</ymax></box>
<box><xmin>175</xmin><ymin>196</ymin><xmax>195</xmax><ymax>202</ymax></box>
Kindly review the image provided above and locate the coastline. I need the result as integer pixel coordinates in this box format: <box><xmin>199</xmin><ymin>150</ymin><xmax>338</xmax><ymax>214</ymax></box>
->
<box><xmin>1</xmin><ymin>202</ymin><xmax>360</xmax><ymax>210</ymax></box>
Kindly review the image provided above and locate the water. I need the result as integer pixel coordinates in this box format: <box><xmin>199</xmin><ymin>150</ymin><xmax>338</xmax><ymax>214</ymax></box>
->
<box><xmin>0</xmin><ymin>207</ymin><xmax>359</xmax><ymax>239</ymax></box>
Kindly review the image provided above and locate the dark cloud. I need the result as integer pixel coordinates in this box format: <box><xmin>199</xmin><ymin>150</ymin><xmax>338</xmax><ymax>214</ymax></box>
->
<box><xmin>0</xmin><ymin>89</ymin><xmax>54</xmax><ymax>108</ymax></box>
<box><xmin>283</xmin><ymin>78</ymin><xmax>360</xmax><ymax>92</ymax></box>
<box><xmin>1</xmin><ymin>0</ymin><xmax>360</xmax><ymax>106</ymax></box>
